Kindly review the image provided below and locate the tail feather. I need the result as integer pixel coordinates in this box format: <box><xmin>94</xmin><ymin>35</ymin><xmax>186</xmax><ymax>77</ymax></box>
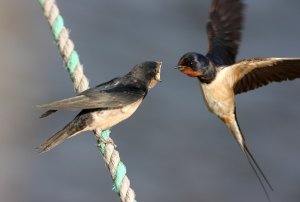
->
<box><xmin>37</xmin><ymin>111</ymin><xmax>90</xmax><ymax>153</ymax></box>
<box><xmin>36</xmin><ymin>128</ymin><xmax>70</xmax><ymax>154</ymax></box>
<box><xmin>40</xmin><ymin>110</ymin><xmax>57</xmax><ymax>118</ymax></box>
<box><xmin>242</xmin><ymin>144</ymin><xmax>272</xmax><ymax>202</ymax></box>
<box><xmin>244</xmin><ymin>144</ymin><xmax>273</xmax><ymax>191</ymax></box>
<box><xmin>225</xmin><ymin>113</ymin><xmax>273</xmax><ymax>201</ymax></box>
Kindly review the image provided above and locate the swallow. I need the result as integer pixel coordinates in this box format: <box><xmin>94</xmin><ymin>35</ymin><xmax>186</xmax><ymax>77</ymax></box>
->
<box><xmin>36</xmin><ymin>61</ymin><xmax>162</xmax><ymax>153</ymax></box>
<box><xmin>175</xmin><ymin>0</ymin><xmax>300</xmax><ymax>200</ymax></box>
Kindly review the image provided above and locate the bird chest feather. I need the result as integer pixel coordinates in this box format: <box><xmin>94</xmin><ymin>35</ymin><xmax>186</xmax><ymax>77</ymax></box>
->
<box><xmin>91</xmin><ymin>99</ymin><xmax>143</xmax><ymax>130</ymax></box>
<box><xmin>199</xmin><ymin>71</ymin><xmax>235</xmax><ymax>117</ymax></box>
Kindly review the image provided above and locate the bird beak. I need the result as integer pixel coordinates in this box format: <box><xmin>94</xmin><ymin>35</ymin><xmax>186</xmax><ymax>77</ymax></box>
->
<box><xmin>155</xmin><ymin>61</ymin><xmax>162</xmax><ymax>82</ymax></box>
<box><xmin>155</xmin><ymin>74</ymin><xmax>162</xmax><ymax>82</ymax></box>
<box><xmin>174</xmin><ymin>65</ymin><xmax>203</xmax><ymax>77</ymax></box>
<box><xmin>174</xmin><ymin>65</ymin><xmax>183</xmax><ymax>70</ymax></box>
<box><xmin>156</xmin><ymin>61</ymin><xmax>163</xmax><ymax>67</ymax></box>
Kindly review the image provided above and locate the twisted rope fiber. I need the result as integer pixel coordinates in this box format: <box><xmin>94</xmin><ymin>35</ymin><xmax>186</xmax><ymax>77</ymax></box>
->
<box><xmin>38</xmin><ymin>0</ymin><xmax>136</xmax><ymax>201</ymax></box>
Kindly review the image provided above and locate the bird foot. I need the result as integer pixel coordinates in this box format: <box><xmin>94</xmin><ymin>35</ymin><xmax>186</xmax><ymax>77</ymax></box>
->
<box><xmin>97</xmin><ymin>135</ymin><xmax>117</xmax><ymax>148</ymax></box>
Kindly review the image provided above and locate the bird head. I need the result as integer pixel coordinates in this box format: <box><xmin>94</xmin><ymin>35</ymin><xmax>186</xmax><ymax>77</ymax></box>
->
<box><xmin>130</xmin><ymin>61</ymin><xmax>162</xmax><ymax>89</ymax></box>
<box><xmin>176</xmin><ymin>52</ymin><xmax>216</xmax><ymax>84</ymax></box>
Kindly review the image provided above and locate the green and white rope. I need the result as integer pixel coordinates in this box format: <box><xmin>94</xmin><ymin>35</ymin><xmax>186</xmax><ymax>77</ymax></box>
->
<box><xmin>38</xmin><ymin>1</ymin><xmax>136</xmax><ymax>201</ymax></box>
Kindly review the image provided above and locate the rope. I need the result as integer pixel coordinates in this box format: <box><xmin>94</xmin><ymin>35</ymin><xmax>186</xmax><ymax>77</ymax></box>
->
<box><xmin>38</xmin><ymin>1</ymin><xmax>136</xmax><ymax>201</ymax></box>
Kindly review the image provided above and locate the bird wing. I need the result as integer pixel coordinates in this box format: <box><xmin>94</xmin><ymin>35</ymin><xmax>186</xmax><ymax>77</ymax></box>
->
<box><xmin>206</xmin><ymin>0</ymin><xmax>244</xmax><ymax>66</ymax></box>
<box><xmin>224</xmin><ymin>58</ymin><xmax>300</xmax><ymax>94</ymax></box>
<box><xmin>37</xmin><ymin>83</ymin><xmax>146</xmax><ymax>110</ymax></box>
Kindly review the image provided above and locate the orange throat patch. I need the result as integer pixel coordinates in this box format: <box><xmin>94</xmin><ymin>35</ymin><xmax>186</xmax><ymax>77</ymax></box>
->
<box><xmin>180</xmin><ymin>66</ymin><xmax>202</xmax><ymax>77</ymax></box>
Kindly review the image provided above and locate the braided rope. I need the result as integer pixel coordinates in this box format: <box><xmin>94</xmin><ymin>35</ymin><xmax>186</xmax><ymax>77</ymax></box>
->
<box><xmin>38</xmin><ymin>0</ymin><xmax>136</xmax><ymax>201</ymax></box>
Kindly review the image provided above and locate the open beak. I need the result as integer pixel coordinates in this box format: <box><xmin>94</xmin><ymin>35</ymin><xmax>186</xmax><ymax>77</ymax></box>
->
<box><xmin>155</xmin><ymin>61</ymin><xmax>162</xmax><ymax>82</ymax></box>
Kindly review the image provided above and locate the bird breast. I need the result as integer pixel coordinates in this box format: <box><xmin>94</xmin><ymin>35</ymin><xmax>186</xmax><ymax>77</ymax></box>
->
<box><xmin>90</xmin><ymin>99</ymin><xmax>143</xmax><ymax>130</ymax></box>
<box><xmin>199</xmin><ymin>70</ymin><xmax>235</xmax><ymax>118</ymax></box>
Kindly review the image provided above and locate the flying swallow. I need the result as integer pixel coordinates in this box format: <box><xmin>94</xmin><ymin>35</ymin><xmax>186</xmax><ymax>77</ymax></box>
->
<box><xmin>175</xmin><ymin>0</ymin><xmax>300</xmax><ymax>200</ymax></box>
<box><xmin>37</xmin><ymin>61</ymin><xmax>162</xmax><ymax>153</ymax></box>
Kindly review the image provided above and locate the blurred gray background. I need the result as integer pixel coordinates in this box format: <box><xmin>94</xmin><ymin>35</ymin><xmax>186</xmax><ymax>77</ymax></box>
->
<box><xmin>0</xmin><ymin>0</ymin><xmax>300</xmax><ymax>202</ymax></box>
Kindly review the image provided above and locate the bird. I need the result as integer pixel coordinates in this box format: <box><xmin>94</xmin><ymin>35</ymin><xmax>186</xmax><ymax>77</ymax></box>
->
<box><xmin>175</xmin><ymin>0</ymin><xmax>300</xmax><ymax>200</ymax></box>
<box><xmin>36</xmin><ymin>61</ymin><xmax>162</xmax><ymax>153</ymax></box>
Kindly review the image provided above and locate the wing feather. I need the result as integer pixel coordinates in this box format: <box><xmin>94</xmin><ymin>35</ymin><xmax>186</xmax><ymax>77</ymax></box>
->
<box><xmin>37</xmin><ymin>86</ymin><xmax>146</xmax><ymax>110</ymax></box>
<box><xmin>206</xmin><ymin>0</ymin><xmax>244</xmax><ymax>66</ymax></box>
<box><xmin>224</xmin><ymin>58</ymin><xmax>300</xmax><ymax>94</ymax></box>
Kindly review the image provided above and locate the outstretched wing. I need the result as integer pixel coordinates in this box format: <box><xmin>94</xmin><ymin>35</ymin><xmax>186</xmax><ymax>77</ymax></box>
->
<box><xmin>206</xmin><ymin>0</ymin><xmax>244</xmax><ymax>66</ymax></box>
<box><xmin>224</xmin><ymin>58</ymin><xmax>300</xmax><ymax>94</ymax></box>
<box><xmin>37</xmin><ymin>79</ymin><xmax>146</xmax><ymax>110</ymax></box>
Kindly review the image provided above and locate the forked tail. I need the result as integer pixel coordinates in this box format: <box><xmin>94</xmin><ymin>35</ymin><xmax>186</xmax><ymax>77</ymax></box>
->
<box><xmin>224</xmin><ymin>114</ymin><xmax>273</xmax><ymax>201</ymax></box>
<box><xmin>242</xmin><ymin>143</ymin><xmax>273</xmax><ymax>202</ymax></box>
<box><xmin>36</xmin><ymin>125</ymin><xmax>71</xmax><ymax>154</ymax></box>
<box><xmin>36</xmin><ymin>115</ymin><xmax>85</xmax><ymax>153</ymax></box>
<box><xmin>37</xmin><ymin>110</ymin><xmax>91</xmax><ymax>153</ymax></box>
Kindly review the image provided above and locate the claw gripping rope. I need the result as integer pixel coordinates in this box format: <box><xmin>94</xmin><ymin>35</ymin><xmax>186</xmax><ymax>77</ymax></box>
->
<box><xmin>38</xmin><ymin>0</ymin><xmax>136</xmax><ymax>201</ymax></box>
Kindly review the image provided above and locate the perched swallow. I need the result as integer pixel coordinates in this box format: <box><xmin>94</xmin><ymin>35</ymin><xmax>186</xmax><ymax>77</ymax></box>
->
<box><xmin>176</xmin><ymin>0</ymin><xmax>300</xmax><ymax>200</ymax></box>
<box><xmin>37</xmin><ymin>61</ymin><xmax>162</xmax><ymax>153</ymax></box>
